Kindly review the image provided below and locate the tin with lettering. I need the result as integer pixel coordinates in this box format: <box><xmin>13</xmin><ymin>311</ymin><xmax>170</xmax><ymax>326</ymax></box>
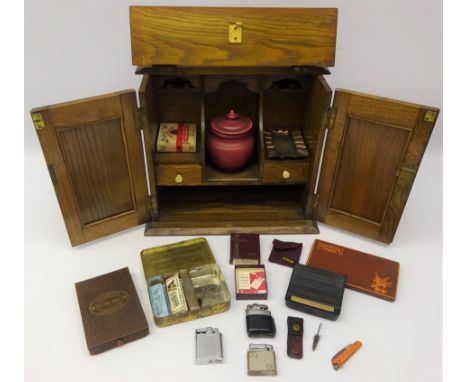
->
<box><xmin>140</xmin><ymin>238</ymin><xmax>231</xmax><ymax>327</ymax></box>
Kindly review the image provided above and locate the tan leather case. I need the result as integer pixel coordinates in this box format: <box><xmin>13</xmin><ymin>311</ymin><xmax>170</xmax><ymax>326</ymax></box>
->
<box><xmin>306</xmin><ymin>240</ymin><xmax>399</xmax><ymax>302</ymax></box>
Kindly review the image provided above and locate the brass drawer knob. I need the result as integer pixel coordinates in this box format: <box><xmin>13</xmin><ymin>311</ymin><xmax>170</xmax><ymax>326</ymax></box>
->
<box><xmin>175</xmin><ymin>174</ymin><xmax>183</xmax><ymax>184</ymax></box>
<box><xmin>282</xmin><ymin>170</ymin><xmax>291</xmax><ymax>179</ymax></box>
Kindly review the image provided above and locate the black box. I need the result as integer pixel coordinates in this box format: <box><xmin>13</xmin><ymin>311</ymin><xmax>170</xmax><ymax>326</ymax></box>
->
<box><xmin>285</xmin><ymin>264</ymin><xmax>346</xmax><ymax>320</ymax></box>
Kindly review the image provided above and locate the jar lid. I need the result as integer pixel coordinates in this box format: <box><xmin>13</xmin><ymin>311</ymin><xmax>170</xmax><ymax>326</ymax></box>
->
<box><xmin>211</xmin><ymin>110</ymin><xmax>253</xmax><ymax>137</ymax></box>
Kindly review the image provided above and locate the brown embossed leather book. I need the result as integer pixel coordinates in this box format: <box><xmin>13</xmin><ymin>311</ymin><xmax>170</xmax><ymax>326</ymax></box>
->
<box><xmin>75</xmin><ymin>267</ymin><xmax>149</xmax><ymax>355</ymax></box>
<box><xmin>306</xmin><ymin>240</ymin><xmax>399</xmax><ymax>302</ymax></box>
<box><xmin>230</xmin><ymin>233</ymin><xmax>260</xmax><ymax>265</ymax></box>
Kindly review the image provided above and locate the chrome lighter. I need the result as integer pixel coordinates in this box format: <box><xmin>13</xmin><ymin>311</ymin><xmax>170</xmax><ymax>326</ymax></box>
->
<box><xmin>195</xmin><ymin>327</ymin><xmax>224</xmax><ymax>365</ymax></box>
<box><xmin>247</xmin><ymin>344</ymin><xmax>277</xmax><ymax>376</ymax></box>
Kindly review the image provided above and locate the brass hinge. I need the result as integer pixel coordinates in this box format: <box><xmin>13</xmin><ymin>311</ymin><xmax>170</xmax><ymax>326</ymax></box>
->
<box><xmin>32</xmin><ymin>112</ymin><xmax>45</xmax><ymax>130</ymax></box>
<box><xmin>135</xmin><ymin>107</ymin><xmax>146</xmax><ymax>131</ymax></box>
<box><xmin>145</xmin><ymin>195</ymin><xmax>156</xmax><ymax>218</ymax></box>
<box><xmin>321</xmin><ymin>106</ymin><xmax>337</xmax><ymax>130</ymax></box>
<box><xmin>327</xmin><ymin>106</ymin><xmax>337</xmax><ymax>129</ymax></box>
<box><xmin>312</xmin><ymin>193</ymin><xmax>320</xmax><ymax>209</ymax></box>
<box><xmin>423</xmin><ymin>110</ymin><xmax>437</xmax><ymax>123</ymax></box>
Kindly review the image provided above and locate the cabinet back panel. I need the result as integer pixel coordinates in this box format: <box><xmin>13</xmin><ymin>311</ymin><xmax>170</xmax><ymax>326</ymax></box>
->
<box><xmin>204</xmin><ymin>79</ymin><xmax>259</xmax><ymax>124</ymax></box>
<box><xmin>158</xmin><ymin>185</ymin><xmax>304</xmax><ymax>221</ymax></box>
<box><xmin>153</xmin><ymin>92</ymin><xmax>201</xmax><ymax>124</ymax></box>
<box><xmin>329</xmin><ymin>118</ymin><xmax>411</xmax><ymax>224</ymax></box>
<box><xmin>57</xmin><ymin>118</ymin><xmax>135</xmax><ymax>226</ymax></box>
<box><xmin>263</xmin><ymin>91</ymin><xmax>306</xmax><ymax>131</ymax></box>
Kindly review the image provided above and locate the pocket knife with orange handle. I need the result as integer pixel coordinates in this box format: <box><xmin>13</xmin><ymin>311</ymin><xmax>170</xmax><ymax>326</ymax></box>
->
<box><xmin>331</xmin><ymin>340</ymin><xmax>362</xmax><ymax>370</ymax></box>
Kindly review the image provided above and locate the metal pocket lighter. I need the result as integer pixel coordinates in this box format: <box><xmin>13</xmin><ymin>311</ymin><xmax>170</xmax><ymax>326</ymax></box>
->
<box><xmin>195</xmin><ymin>327</ymin><xmax>224</xmax><ymax>365</ymax></box>
<box><xmin>247</xmin><ymin>344</ymin><xmax>277</xmax><ymax>376</ymax></box>
<box><xmin>246</xmin><ymin>303</ymin><xmax>276</xmax><ymax>337</ymax></box>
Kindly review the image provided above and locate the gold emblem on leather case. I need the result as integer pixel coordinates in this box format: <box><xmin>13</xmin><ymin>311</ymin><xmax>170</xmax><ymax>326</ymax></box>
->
<box><xmin>371</xmin><ymin>273</ymin><xmax>393</xmax><ymax>295</ymax></box>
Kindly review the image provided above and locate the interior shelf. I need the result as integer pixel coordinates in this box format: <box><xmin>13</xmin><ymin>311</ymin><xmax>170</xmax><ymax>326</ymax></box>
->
<box><xmin>204</xmin><ymin>161</ymin><xmax>260</xmax><ymax>183</ymax></box>
<box><xmin>157</xmin><ymin>185</ymin><xmax>305</xmax><ymax>222</ymax></box>
<box><xmin>153</xmin><ymin>151</ymin><xmax>203</xmax><ymax>165</ymax></box>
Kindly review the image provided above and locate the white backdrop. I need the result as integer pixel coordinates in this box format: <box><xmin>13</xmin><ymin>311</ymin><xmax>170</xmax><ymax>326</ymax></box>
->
<box><xmin>24</xmin><ymin>1</ymin><xmax>442</xmax><ymax>381</ymax></box>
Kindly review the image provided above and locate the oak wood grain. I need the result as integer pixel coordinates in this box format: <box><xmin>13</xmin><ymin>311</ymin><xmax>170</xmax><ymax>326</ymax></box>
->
<box><xmin>263</xmin><ymin>159</ymin><xmax>309</xmax><ymax>183</ymax></box>
<box><xmin>31</xmin><ymin>91</ymin><xmax>150</xmax><ymax>246</ymax></box>
<box><xmin>130</xmin><ymin>7</ymin><xmax>337</xmax><ymax>67</ymax></box>
<box><xmin>138</xmin><ymin>76</ymin><xmax>159</xmax><ymax>219</ymax></box>
<box><xmin>57</xmin><ymin>117</ymin><xmax>135</xmax><ymax>226</ymax></box>
<box><xmin>157</xmin><ymin>185</ymin><xmax>305</xmax><ymax>222</ymax></box>
<box><xmin>315</xmin><ymin>89</ymin><xmax>439</xmax><ymax>243</ymax></box>
<box><xmin>301</xmin><ymin>75</ymin><xmax>332</xmax><ymax>217</ymax></box>
<box><xmin>145</xmin><ymin>219</ymin><xmax>319</xmax><ymax>236</ymax></box>
<box><xmin>156</xmin><ymin>164</ymin><xmax>203</xmax><ymax>185</ymax></box>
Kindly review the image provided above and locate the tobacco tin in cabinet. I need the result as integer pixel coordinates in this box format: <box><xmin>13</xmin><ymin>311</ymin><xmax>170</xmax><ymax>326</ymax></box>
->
<box><xmin>247</xmin><ymin>344</ymin><xmax>277</xmax><ymax>376</ymax></box>
<box><xmin>140</xmin><ymin>238</ymin><xmax>231</xmax><ymax>327</ymax></box>
<box><xmin>195</xmin><ymin>327</ymin><xmax>224</xmax><ymax>365</ymax></box>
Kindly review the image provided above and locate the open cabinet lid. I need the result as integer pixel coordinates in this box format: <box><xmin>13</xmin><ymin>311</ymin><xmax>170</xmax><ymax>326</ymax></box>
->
<box><xmin>31</xmin><ymin>90</ymin><xmax>151</xmax><ymax>246</ymax></box>
<box><xmin>315</xmin><ymin>89</ymin><xmax>439</xmax><ymax>244</ymax></box>
<box><xmin>129</xmin><ymin>6</ymin><xmax>337</xmax><ymax>68</ymax></box>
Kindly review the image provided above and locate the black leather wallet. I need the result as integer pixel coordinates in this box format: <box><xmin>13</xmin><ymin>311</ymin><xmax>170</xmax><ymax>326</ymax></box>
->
<box><xmin>245</xmin><ymin>304</ymin><xmax>276</xmax><ymax>338</ymax></box>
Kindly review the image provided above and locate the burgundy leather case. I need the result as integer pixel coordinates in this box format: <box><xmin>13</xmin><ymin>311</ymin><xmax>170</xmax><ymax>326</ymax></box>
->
<box><xmin>230</xmin><ymin>233</ymin><xmax>261</xmax><ymax>265</ymax></box>
<box><xmin>268</xmin><ymin>239</ymin><xmax>303</xmax><ymax>267</ymax></box>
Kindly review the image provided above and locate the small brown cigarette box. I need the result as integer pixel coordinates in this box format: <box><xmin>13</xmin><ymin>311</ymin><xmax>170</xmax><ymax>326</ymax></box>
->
<box><xmin>75</xmin><ymin>267</ymin><xmax>149</xmax><ymax>355</ymax></box>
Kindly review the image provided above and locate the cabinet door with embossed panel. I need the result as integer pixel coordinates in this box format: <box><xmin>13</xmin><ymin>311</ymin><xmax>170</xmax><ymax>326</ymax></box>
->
<box><xmin>31</xmin><ymin>90</ymin><xmax>150</xmax><ymax>246</ymax></box>
<box><xmin>315</xmin><ymin>89</ymin><xmax>439</xmax><ymax>243</ymax></box>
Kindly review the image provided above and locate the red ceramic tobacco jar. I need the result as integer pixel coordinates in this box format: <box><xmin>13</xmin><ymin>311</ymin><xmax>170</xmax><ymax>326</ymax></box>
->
<box><xmin>208</xmin><ymin>110</ymin><xmax>255</xmax><ymax>171</ymax></box>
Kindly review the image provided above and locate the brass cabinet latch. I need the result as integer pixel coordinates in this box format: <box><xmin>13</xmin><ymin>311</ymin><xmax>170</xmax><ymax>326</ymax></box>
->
<box><xmin>229</xmin><ymin>22</ymin><xmax>243</xmax><ymax>43</ymax></box>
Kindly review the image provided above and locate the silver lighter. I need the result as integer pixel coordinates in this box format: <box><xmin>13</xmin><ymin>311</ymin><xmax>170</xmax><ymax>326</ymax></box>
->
<box><xmin>247</xmin><ymin>344</ymin><xmax>277</xmax><ymax>376</ymax></box>
<box><xmin>195</xmin><ymin>327</ymin><xmax>224</xmax><ymax>365</ymax></box>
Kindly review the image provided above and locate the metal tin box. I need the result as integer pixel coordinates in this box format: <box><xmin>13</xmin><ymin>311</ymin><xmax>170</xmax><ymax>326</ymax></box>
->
<box><xmin>140</xmin><ymin>238</ymin><xmax>231</xmax><ymax>327</ymax></box>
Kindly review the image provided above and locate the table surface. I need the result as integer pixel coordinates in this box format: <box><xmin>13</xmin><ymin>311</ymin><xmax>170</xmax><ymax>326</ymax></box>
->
<box><xmin>25</xmin><ymin>145</ymin><xmax>442</xmax><ymax>382</ymax></box>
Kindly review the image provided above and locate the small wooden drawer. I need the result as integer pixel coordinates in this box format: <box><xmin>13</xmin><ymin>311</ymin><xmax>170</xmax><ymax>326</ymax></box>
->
<box><xmin>156</xmin><ymin>164</ymin><xmax>202</xmax><ymax>185</ymax></box>
<box><xmin>263</xmin><ymin>160</ymin><xmax>309</xmax><ymax>183</ymax></box>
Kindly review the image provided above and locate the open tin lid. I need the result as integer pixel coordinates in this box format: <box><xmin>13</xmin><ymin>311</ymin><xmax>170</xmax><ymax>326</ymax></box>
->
<box><xmin>130</xmin><ymin>6</ymin><xmax>337</xmax><ymax>68</ymax></box>
<box><xmin>140</xmin><ymin>238</ymin><xmax>216</xmax><ymax>280</ymax></box>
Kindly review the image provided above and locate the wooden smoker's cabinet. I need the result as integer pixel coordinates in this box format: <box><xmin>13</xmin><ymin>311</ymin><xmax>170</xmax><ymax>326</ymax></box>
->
<box><xmin>30</xmin><ymin>7</ymin><xmax>439</xmax><ymax>246</ymax></box>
